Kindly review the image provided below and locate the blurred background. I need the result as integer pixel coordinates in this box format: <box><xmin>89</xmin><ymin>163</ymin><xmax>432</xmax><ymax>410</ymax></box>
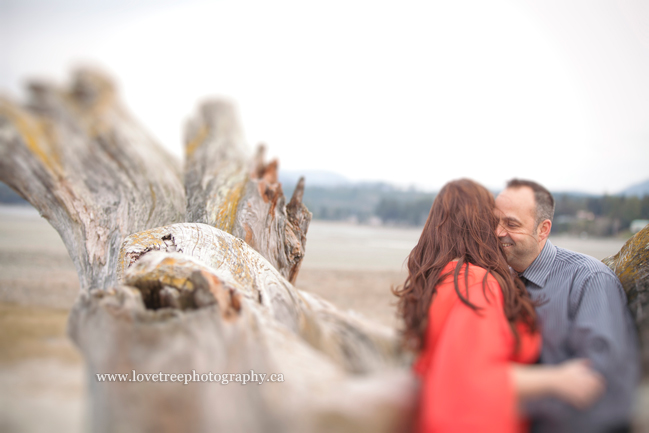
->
<box><xmin>1</xmin><ymin>0</ymin><xmax>649</xmax><ymax>431</ymax></box>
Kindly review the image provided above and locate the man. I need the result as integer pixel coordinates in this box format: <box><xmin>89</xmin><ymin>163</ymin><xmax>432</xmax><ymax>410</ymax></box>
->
<box><xmin>495</xmin><ymin>178</ymin><xmax>639</xmax><ymax>433</ymax></box>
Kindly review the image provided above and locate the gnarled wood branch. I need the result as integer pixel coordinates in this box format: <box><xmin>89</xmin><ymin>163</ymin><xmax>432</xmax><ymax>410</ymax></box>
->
<box><xmin>184</xmin><ymin>101</ymin><xmax>310</xmax><ymax>284</ymax></box>
<box><xmin>0</xmin><ymin>69</ymin><xmax>186</xmax><ymax>290</ymax></box>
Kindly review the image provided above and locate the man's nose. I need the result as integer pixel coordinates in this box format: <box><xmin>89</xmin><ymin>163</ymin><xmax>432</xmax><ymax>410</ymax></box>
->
<box><xmin>495</xmin><ymin>223</ymin><xmax>506</xmax><ymax>238</ymax></box>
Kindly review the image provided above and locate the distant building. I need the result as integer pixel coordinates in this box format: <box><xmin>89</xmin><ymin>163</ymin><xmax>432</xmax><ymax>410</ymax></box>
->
<box><xmin>576</xmin><ymin>210</ymin><xmax>595</xmax><ymax>221</ymax></box>
<box><xmin>630</xmin><ymin>219</ymin><xmax>649</xmax><ymax>234</ymax></box>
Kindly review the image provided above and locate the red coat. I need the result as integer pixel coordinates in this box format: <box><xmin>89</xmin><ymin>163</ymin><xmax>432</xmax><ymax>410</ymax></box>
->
<box><xmin>412</xmin><ymin>262</ymin><xmax>541</xmax><ymax>433</ymax></box>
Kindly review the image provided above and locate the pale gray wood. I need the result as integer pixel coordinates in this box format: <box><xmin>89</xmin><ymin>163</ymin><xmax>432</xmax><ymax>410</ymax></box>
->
<box><xmin>69</xmin><ymin>274</ymin><xmax>417</xmax><ymax>433</ymax></box>
<box><xmin>117</xmin><ymin>223</ymin><xmax>406</xmax><ymax>374</ymax></box>
<box><xmin>184</xmin><ymin>101</ymin><xmax>311</xmax><ymax>284</ymax></box>
<box><xmin>0</xmin><ymin>69</ymin><xmax>186</xmax><ymax>291</ymax></box>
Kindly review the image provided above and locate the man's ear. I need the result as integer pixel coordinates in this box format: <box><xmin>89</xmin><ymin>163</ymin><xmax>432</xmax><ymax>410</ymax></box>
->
<box><xmin>537</xmin><ymin>219</ymin><xmax>552</xmax><ymax>242</ymax></box>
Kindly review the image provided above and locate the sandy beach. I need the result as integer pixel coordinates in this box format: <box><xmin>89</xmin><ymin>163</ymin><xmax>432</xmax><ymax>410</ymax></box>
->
<box><xmin>0</xmin><ymin>206</ymin><xmax>645</xmax><ymax>432</ymax></box>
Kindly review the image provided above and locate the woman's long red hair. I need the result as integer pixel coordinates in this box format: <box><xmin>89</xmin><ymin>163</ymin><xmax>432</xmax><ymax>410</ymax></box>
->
<box><xmin>393</xmin><ymin>179</ymin><xmax>537</xmax><ymax>351</ymax></box>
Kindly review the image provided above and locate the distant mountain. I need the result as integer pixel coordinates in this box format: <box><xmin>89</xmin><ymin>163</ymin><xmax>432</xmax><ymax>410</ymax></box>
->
<box><xmin>279</xmin><ymin>170</ymin><xmax>351</xmax><ymax>188</ymax></box>
<box><xmin>619</xmin><ymin>179</ymin><xmax>649</xmax><ymax>197</ymax></box>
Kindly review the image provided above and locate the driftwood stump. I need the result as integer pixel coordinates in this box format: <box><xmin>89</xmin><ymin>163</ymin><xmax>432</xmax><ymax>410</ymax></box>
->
<box><xmin>0</xmin><ymin>69</ymin><xmax>416</xmax><ymax>433</ymax></box>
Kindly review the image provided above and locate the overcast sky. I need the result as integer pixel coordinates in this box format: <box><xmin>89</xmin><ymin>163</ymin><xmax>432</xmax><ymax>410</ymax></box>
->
<box><xmin>2</xmin><ymin>0</ymin><xmax>648</xmax><ymax>193</ymax></box>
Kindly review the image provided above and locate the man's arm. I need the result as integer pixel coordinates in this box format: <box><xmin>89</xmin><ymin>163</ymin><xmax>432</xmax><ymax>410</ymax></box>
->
<box><xmin>567</xmin><ymin>272</ymin><xmax>637</xmax><ymax>380</ymax></box>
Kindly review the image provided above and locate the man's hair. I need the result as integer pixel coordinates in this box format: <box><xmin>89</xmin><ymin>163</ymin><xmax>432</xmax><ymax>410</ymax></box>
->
<box><xmin>506</xmin><ymin>178</ymin><xmax>555</xmax><ymax>226</ymax></box>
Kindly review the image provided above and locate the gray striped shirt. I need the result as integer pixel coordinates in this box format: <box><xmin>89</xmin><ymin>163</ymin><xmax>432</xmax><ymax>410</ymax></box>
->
<box><xmin>522</xmin><ymin>240</ymin><xmax>640</xmax><ymax>433</ymax></box>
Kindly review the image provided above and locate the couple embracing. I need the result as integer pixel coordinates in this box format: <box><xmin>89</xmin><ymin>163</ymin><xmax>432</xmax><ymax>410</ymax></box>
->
<box><xmin>395</xmin><ymin>179</ymin><xmax>639</xmax><ymax>433</ymax></box>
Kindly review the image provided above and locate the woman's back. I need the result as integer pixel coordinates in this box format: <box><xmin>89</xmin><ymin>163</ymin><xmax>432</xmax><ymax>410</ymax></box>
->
<box><xmin>413</xmin><ymin>262</ymin><xmax>540</xmax><ymax>433</ymax></box>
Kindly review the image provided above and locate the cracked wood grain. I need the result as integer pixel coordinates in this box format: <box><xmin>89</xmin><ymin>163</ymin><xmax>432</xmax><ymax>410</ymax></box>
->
<box><xmin>184</xmin><ymin>101</ymin><xmax>311</xmax><ymax>284</ymax></box>
<box><xmin>118</xmin><ymin>223</ymin><xmax>406</xmax><ymax>374</ymax></box>
<box><xmin>0</xmin><ymin>69</ymin><xmax>186</xmax><ymax>291</ymax></box>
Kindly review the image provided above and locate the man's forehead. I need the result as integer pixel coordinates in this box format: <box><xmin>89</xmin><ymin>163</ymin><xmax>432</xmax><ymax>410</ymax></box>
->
<box><xmin>496</xmin><ymin>187</ymin><xmax>536</xmax><ymax>217</ymax></box>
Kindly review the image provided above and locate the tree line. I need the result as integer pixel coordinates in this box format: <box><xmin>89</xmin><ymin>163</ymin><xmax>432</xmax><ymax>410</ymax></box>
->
<box><xmin>285</xmin><ymin>182</ymin><xmax>649</xmax><ymax>236</ymax></box>
<box><xmin>374</xmin><ymin>192</ymin><xmax>649</xmax><ymax>236</ymax></box>
<box><xmin>4</xmin><ymin>180</ymin><xmax>649</xmax><ymax>236</ymax></box>
<box><xmin>552</xmin><ymin>193</ymin><xmax>649</xmax><ymax>236</ymax></box>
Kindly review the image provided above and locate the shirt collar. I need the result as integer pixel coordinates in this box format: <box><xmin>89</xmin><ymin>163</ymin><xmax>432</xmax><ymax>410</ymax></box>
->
<box><xmin>519</xmin><ymin>239</ymin><xmax>557</xmax><ymax>288</ymax></box>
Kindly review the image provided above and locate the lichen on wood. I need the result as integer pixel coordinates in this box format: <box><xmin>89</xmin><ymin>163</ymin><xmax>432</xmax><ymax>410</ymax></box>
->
<box><xmin>0</xmin><ymin>69</ymin><xmax>186</xmax><ymax>291</ymax></box>
<box><xmin>118</xmin><ymin>223</ymin><xmax>406</xmax><ymax>374</ymax></box>
<box><xmin>184</xmin><ymin>101</ymin><xmax>311</xmax><ymax>284</ymax></box>
<box><xmin>603</xmin><ymin>225</ymin><xmax>649</xmax><ymax>373</ymax></box>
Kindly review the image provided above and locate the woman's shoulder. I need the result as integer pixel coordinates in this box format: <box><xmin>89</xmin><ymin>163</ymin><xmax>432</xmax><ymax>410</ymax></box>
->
<box><xmin>461</xmin><ymin>263</ymin><xmax>504</xmax><ymax>305</ymax></box>
<box><xmin>439</xmin><ymin>262</ymin><xmax>502</xmax><ymax>302</ymax></box>
<box><xmin>459</xmin><ymin>262</ymin><xmax>500</xmax><ymax>284</ymax></box>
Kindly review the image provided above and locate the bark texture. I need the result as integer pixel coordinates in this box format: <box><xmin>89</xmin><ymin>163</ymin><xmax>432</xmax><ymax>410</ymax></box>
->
<box><xmin>117</xmin><ymin>223</ymin><xmax>405</xmax><ymax>374</ymax></box>
<box><xmin>184</xmin><ymin>102</ymin><xmax>310</xmax><ymax>284</ymax></box>
<box><xmin>0</xmin><ymin>69</ymin><xmax>186</xmax><ymax>290</ymax></box>
<box><xmin>603</xmin><ymin>224</ymin><xmax>649</xmax><ymax>374</ymax></box>
<box><xmin>69</xmin><ymin>225</ymin><xmax>415</xmax><ymax>433</ymax></box>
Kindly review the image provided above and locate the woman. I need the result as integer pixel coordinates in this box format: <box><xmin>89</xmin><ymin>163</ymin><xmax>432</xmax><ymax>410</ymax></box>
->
<box><xmin>393</xmin><ymin>179</ymin><xmax>604</xmax><ymax>433</ymax></box>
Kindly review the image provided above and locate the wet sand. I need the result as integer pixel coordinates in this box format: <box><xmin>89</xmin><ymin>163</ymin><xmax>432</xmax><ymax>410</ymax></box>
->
<box><xmin>0</xmin><ymin>207</ymin><xmax>645</xmax><ymax>432</ymax></box>
<box><xmin>0</xmin><ymin>207</ymin><xmax>85</xmax><ymax>433</ymax></box>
